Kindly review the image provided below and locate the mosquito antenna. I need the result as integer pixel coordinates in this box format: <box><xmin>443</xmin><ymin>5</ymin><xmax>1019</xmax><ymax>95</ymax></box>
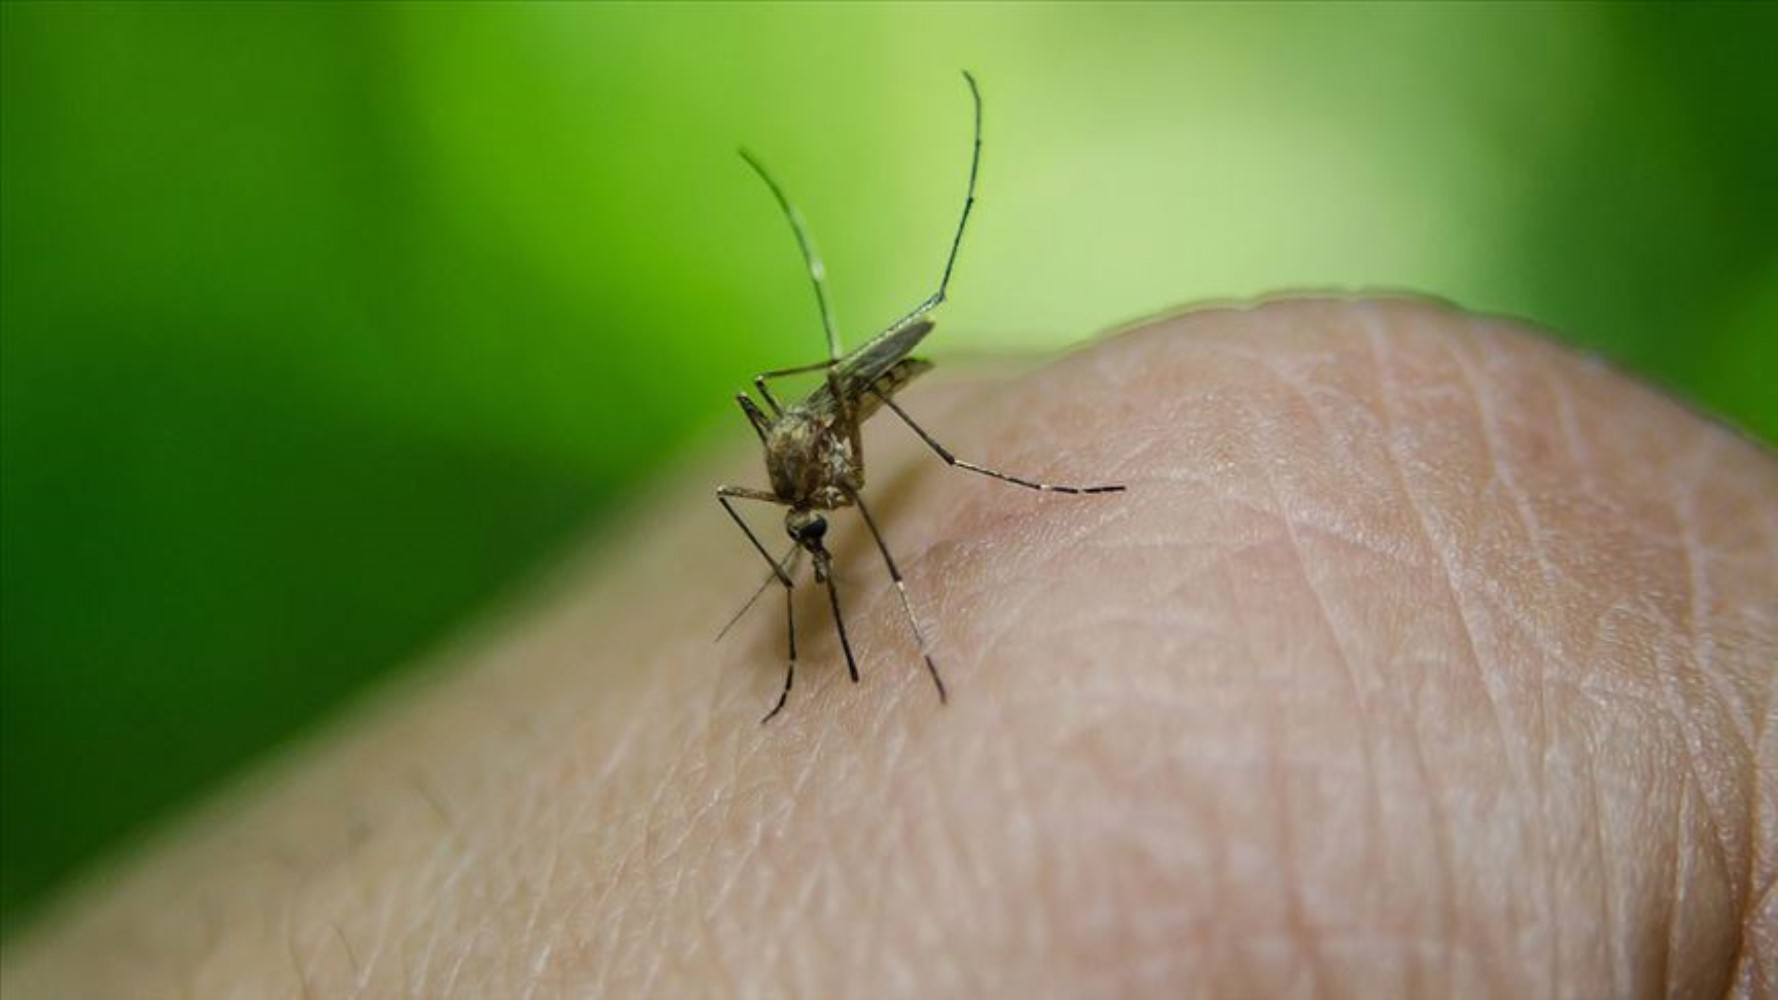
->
<box><xmin>882</xmin><ymin>69</ymin><xmax>984</xmax><ymax>335</ymax></box>
<box><xmin>938</xmin><ymin>70</ymin><xmax>983</xmax><ymax>303</ymax></box>
<box><xmin>716</xmin><ymin>545</ymin><xmax>800</xmax><ymax>643</ymax></box>
<box><xmin>738</xmin><ymin>148</ymin><xmax>842</xmax><ymax>362</ymax></box>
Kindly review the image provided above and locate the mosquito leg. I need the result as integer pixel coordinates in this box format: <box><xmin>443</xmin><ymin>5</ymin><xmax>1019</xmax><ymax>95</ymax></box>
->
<box><xmin>717</xmin><ymin>544</ymin><xmax>799</xmax><ymax>642</ymax></box>
<box><xmin>830</xmin><ymin>363</ymin><xmax>856</xmax><ymax>436</ymax></box>
<box><xmin>882</xmin><ymin>70</ymin><xmax>983</xmax><ymax>335</ymax></box>
<box><xmin>752</xmin><ymin>357</ymin><xmax>842</xmax><ymax>415</ymax></box>
<box><xmin>875</xmin><ymin>392</ymin><xmax>1126</xmax><ymax>494</ymax></box>
<box><xmin>849</xmin><ymin>490</ymin><xmax>946</xmax><ymax>703</ymax></box>
<box><xmin>756</xmin><ymin>359</ymin><xmax>843</xmax><ymax>380</ymax></box>
<box><xmin>761</xmin><ymin>579</ymin><xmax>798</xmax><ymax>724</ymax></box>
<box><xmin>818</xmin><ymin>556</ymin><xmax>861</xmax><ymax>683</ymax></box>
<box><xmin>712</xmin><ymin>541</ymin><xmax>800</xmax><ymax>722</ymax></box>
<box><xmin>717</xmin><ymin>487</ymin><xmax>795</xmax><ymax>585</ymax></box>
<box><xmin>735</xmin><ymin>394</ymin><xmax>772</xmax><ymax>442</ymax></box>
<box><xmin>739</xmin><ymin>150</ymin><xmax>842</xmax><ymax>362</ymax></box>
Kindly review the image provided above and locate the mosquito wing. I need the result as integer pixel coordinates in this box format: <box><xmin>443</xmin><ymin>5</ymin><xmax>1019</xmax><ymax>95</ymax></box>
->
<box><xmin>803</xmin><ymin>319</ymin><xmax>936</xmax><ymax>419</ymax></box>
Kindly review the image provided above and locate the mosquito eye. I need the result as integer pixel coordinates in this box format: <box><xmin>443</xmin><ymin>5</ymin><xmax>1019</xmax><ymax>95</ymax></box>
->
<box><xmin>798</xmin><ymin>516</ymin><xmax>828</xmax><ymax>542</ymax></box>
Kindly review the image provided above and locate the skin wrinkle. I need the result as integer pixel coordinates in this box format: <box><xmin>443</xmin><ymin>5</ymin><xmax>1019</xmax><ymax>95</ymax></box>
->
<box><xmin>1648</xmin><ymin>595</ymin><xmax>1742</xmax><ymax>975</ymax></box>
<box><xmin>1678</xmin><ymin>435</ymin><xmax>1757</xmax><ymax>753</ymax></box>
<box><xmin>675</xmin><ymin>748</ymin><xmax>747</xmax><ymax>985</ymax></box>
<box><xmin>753</xmin><ymin>789</ymin><xmax>823</xmax><ymax>992</ymax></box>
<box><xmin>896</xmin><ymin>778</ymin><xmax>960</xmax><ymax>996</ymax></box>
<box><xmin>1657</xmin><ymin>647</ymin><xmax>1691</xmax><ymax>995</ymax></box>
<box><xmin>1243</xmin><ymin>389</ymin><xmax>1360</xmax><ymax>992</ymax></box>
<box><xmin>1264</xmin><ymin>688</ymin><xmax>1330</xmax><ymax>999</ymax></box>
<box><xmin>854</xmin><ymin>761</ymin><xmax>902</xmax><ymax>989</ymax></box>
<box><xmin>846</xmin><ymin>711</ymin><xmax>903</xmax><ymax>982</ymax></box>
<box><xmin>695</xmin><ymin>772</ymin><xmax>773</xmax><ymax>940</ymax></box>
<box><xmin>358</xmin><ymin>876</ymin><xmax>400</xmax><ymax>998</ymax></box>
<box><xmin>1749</xmin><ymin>678</ymin><xmax>1778</xmax><ymax>994</ymax></box>
<box><xmin>514</xmin><ymin>790</ymin><xmax>564</xmax><ymax>993</ymax></box>
<box><xmin>1447</xmin><ymin>328</ymin><xmax>1566</xmax><ymax>994</ymax></box>
<box><xmin>1386</xmin><ymin>333</ymin><xmax>1528</xmax><ymax>977</ymax></box>
<box><xmin>1668</xmin><ymin>764</ymin><xmax>1700</xmax><ymax>999</ymax></box>
<box><xmin>411</xmin><ymin>840</ymin><xmax>479</xmax><ymax>994</ymax></box>
<box><xmin>1576</xmin><ymin>721</ymin><xmax>1623</xmax><ymax>996</ymax></box>
<box><xmin>725</xmin><ymin>720</ymin><xmax>828</xmax><ymax>989</ymax></box>
<box><xmin>1449</xmin><ymin>328</ymin><xmax>1563</xmax><ymax>593</ymax></box>
<box><xmin>958</xmin><ymin>721</ymin><xmax>1030</xmax><ymax>994</ymax></box>
<box><xmin>483</xmin><ymin>786</ymin><xmax>549</xmax><ymax>984</ymax></box>
<box><xmin>1201</xmin><ymin>537</ymin><xmax>1287</xmax><ymax>982</ymax></box>
<box><xmin>1357</xmin><ymin>304</ymin><xmax>1470</xmax><ymax>993</ymax></box>
<box><xmin>282</xmin><ymin>910</ymin><xmax>311</xmax><ymax>1000</ymax></box>
<box><xmin>1423</xmin><ymin>330</ymin><xmax>1556</xmax><ymax>989</ymax></box>
<box><xmin>1693</xmin><ymin>462</ymin><xmax>1775</xmax><ymax>928</ymax></box>
<box><xmin>1593</xmin><ymin>597</ymin><xmax>1671</xmax><ymax>989</ymax></box>
<box><xmin>329</xmin><ymin>924</ymin><xmax>360</xmax><ymax>996</ymax></box>
<box><xmin>1245</xmin><ymin>359</ymin><xmax>1394</xmax><ymax>956</ymax></box>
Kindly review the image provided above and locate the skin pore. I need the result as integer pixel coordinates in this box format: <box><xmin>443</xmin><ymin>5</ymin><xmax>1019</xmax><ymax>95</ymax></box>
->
<box><xmin>3</xmin><ymin>298</ymin><xmax>1772</xmax><ymax>996</ymax></box>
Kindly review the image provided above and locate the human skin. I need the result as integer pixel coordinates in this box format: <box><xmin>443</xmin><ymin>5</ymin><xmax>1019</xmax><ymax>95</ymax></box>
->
<box><xmin>2</xmin><ymin>298</ymin><xmax>1772</xmax><ymax>997</ymax></box>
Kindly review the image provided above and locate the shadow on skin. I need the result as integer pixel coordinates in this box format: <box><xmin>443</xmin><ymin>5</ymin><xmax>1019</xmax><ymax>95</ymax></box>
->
<box><xmin>3</xmin><ymin>298</ymin><xmax>1772</xmax><ymax>996</ymax></box>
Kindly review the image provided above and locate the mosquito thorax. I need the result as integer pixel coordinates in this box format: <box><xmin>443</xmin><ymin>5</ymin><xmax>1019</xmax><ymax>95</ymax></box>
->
<box><xmin>765</xmin><ymin>410</ymin><xmax>859</xmax><ymax>507</ymax></box>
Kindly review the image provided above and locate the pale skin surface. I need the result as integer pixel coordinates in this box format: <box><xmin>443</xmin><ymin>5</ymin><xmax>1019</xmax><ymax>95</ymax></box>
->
<box><xmin>2</xmin><ymin>298</ymin><xmax>1773</xmax><ymax>997</ymax></box>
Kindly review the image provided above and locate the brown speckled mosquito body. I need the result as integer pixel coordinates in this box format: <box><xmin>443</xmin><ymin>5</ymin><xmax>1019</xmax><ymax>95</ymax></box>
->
<box><xmin>718</xmin><ymin>72</ymin><xmax>1124</xmax><ymax>723</ymax></box>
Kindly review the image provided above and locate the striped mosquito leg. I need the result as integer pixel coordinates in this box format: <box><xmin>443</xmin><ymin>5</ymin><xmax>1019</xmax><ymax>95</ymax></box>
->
<box><xmin>716</xmin><ymin>487</ymin><xmax>795</xmax><ymax>585</ymax></box>
<box><xmin>816</xmin><ymin>554</ymin><xmax>861</xmax><ymax>683</ymax></box>
<box><xmin>761</xmin><ymin>579</ymin><xmax>797</xmax><ymax>724</ymax></box>
<box><xmin>850</xmin><ymin>491</ymin><xmax>946</xmax><ymax>704</ymax></box>
<box><xmin>875</xmin><ymin>393</ymin><xmax>1126</xmax><ymax>495</ymax></box>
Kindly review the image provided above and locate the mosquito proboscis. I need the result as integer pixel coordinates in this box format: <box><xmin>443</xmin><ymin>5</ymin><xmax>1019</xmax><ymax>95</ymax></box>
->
<box><xmin>718</xmin><ymin>72</ymin><xmax>1124</xmax><ymax>723</ymax></box>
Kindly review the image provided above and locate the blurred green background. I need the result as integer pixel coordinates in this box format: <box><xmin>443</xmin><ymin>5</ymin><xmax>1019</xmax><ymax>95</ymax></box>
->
<box><xmin>2</xmin><ymin>2</ymin><xmax>1774</xmax><ymax>935</ymax></box>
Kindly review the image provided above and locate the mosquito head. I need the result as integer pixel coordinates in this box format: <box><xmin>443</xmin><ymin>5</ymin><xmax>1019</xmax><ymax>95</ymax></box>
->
<box><xmin>785</xmin><ymin>508</ymin><xmax>828</xmax><ymax>549</ymax></box>
<box><xmin>786</xmin><ymin>508</ymin><xmax>833</xmax><ymax>583</ymax></box>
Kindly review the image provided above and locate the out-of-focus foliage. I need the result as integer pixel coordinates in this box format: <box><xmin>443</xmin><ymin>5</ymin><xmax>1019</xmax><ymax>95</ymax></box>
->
<box><xmin>2</xmin><ymin>2</ymin><xmax>1773</xmax><ymax>932</ymax></box>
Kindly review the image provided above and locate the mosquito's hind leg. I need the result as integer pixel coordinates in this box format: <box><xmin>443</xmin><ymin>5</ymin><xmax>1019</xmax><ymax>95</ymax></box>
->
<box><xmin>874</xmin><ymin>391</ymin><xmax>1125</xmax><ymax>495</ymax></box>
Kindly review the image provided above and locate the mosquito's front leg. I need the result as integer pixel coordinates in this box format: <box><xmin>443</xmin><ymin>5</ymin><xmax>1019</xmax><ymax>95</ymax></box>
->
<box><xmin>716</xmin><ymin>486</ymin><xmax>794</xmax><ymax>585</ymax></box>
<box><xmin>735</xmin><ymin>394</ymin><xmax>773</xmax><ymax>443</ymax></box>
<box><xmin>761</xmin><ymin>580</ymin><xmax>798</xmax><ymax>724</ymax></box>
<box><xmin>873</xmin><ymin>391</ymin><xmax>1125</xmax><ymax>494</ymax></box>
<box><xmin>716</xmin><ymin>487</ymin><xmax>806</xmax><ymax>722</ymax></box>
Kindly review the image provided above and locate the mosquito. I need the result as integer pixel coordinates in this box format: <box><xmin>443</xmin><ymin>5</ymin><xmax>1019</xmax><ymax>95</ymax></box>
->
<box><xmin>718</xmin><ymin>71</ymin><xmax>1124</xmax><ymax>723</ymax></box>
